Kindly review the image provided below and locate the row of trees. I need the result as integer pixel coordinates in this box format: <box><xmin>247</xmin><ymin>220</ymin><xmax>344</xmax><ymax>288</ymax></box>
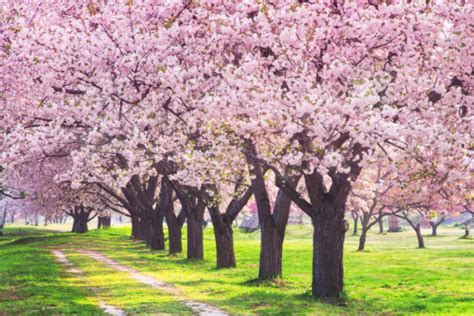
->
<box><xmin>0</xmin><ymin>1</ymin><xmax>472</xmax><ymax>298</ymax></box>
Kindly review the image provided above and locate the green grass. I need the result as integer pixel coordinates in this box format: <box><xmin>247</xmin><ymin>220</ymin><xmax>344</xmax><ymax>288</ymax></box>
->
<box><xmin>0</xmin><ymin>224</ymin><xmax>472</xmax><ymax>315</ymax></box>
<box><xmin>0</xmin><ymin>227</ymin><xmax>102</xmax><ymax>315</ymax></box>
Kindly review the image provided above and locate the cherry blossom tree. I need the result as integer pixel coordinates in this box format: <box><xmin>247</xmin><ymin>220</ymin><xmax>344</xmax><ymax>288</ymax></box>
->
<box><xmin>198</xmin><ymin>1</ymin><xmax>473</xmax><ymax>297</ymax></box>
<box><xmin>348</xmin><ymin>161</ymin><xmax>393</xmax><ymax>251</ymax></box>
<box><xmin>1</xmin><ymin>0</ymin><xmax>472</xmax><ymax>300</ymax></box>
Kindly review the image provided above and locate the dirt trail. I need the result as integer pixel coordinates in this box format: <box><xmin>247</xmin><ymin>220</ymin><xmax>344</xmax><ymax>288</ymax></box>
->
<box><xmin>51</xmin><ymin>250</ymin><xmax>127</xmax><ymax>316</ymax></box>
<box><xmin>77</xmin><ymin>249</ymin><xmax>229</xmax><ymax>316</ymax></box>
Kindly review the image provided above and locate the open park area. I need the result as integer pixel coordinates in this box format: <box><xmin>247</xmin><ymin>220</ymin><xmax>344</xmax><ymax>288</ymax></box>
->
<box><xmin>0</xmin><ymin>223</ymin><xmax>473</xmax><ymax>315</ymax></box>
<box><xmin>1</xmin><ymin>1</ymin><xmax>473</xmax><ymax>315</ymax></box>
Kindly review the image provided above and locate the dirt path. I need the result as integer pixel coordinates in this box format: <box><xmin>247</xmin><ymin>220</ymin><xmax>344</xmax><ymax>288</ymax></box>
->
<box><xmin>77</xmin><ymin>249</ymin><xmax>229</xmax><ymax>316</ymax></box>
<box><xmin>51</xmin><ymin>250</ymin><xmax>127</xmax><ymax>316</ymax></box>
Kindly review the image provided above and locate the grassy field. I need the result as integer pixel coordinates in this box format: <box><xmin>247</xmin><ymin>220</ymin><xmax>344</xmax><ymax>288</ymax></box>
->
<box><xmin>0</xmin><ymin>224</ymin><xmax>472</xmax><ymax>315</ymax></box>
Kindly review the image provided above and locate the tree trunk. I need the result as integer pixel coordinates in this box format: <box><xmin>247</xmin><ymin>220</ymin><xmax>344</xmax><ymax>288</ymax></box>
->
<box><xmin>352</xmin><ymin>216</ymin><xmax>358</xmax><ymax>235</ymax></box>
<box><xmin>0</xmin><ymin>206</ymin><xmax>7</xmax><ymax>234</ymax></box>
<box><xmin>257</xmin><ymin>180</ymin><xmax>298</xmax><ymax>280</ymax></box>
<box><xmin>358</xmin><ymin>228</ymin><xmax>368</xmax><ymax>251</ymax></box>
<box><xmin>213</xmin><ymin>222</ymin><xmax>235</xmax><ymax>268</ymax></box>
<box><xmin>131</xmin><ymin>215</ymin><xmax>139</xmax><ymax>239</ymax></box>
<box><xmin>34</xmin><ymin>212</ymin><xmax>39</xmax><ymax>226</ymax></box>
<box><xmin>311</xmin><ymin>206</ymin><xmax>347</xmax><ymax>299</ymax></box>
<box><xmin>209</xmin><ymin>207</ymin><xmax>236</xmax><ymax>269</ymax></box>
<box><xmin>97</xmin><ymin>216</ymin><xmax>111</xmax><ymax>229</ymax></box>
<box><xmin>168</xmin><ymin>220</ymin><xmax>183</xmax><ymax>254</ymax></box>
<box><xmin>149</xmin><ymin>211</ymin><xmax>165</xmax><ymax>251</ymax></box>
<box><xmin>258</xmin><ymin>219</ymin><xmax>285</xmax><ymax>279</ymax></box>
<box><xmin>187</xmin><ymin>208</ymin><xmax>204</xmax><ymax>259</ymax></box>
<box><xmin>415</xmin><ymin>224</ymin><xmax>425</xmax><ymax>248</ymax></box>
<box><xmin>464</xmin><ymin>226</ymin><xmax>470</xmax><ymax>238</ymax></box>
<box><xmin>71</xmin><ymin>212</ymin><xmax>89</xmax><ymax>233</ymax></box>
<box><xmin>137</xmin><ymin>216</ymin><xmax>152</xmax><ymax>246</ymax></box>
<box><xmin>10</xmin><ymin>211</ymin><xmax>15</xmax><ymax>224</ymax></box>
<box><xmin>378</xmin><ymin>217</ymin><xmax>384</xmax><ymax>233</ymax></box>
<box><xmin>430</xmin><ymin>216</ymin><xmax>445</xmax><ymax>236</ymax></box>
<box><xmin>104</xmin><ymin>216</ymin><xmax>111</xmax><ymax>227</ymax></box>
<box><xmin>431</xmin><ymin>224</ymin><xmax>438</xmax><ymax>236</ymax></box>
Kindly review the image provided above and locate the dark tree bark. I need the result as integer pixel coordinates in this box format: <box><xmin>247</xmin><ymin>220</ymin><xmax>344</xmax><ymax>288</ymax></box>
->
<box><xmin>207</xmin><ymin>185</ymin><xmax>253</xmax><ymax>269</ymax></box>
<box><xmin>378</xmin><ymin>217</ymin><xmax>384</xmax><ymax>233</ymax></box>
<box><xmin>149</xmin><ymin>211</ymin><xmax>165</xmax><ymax>250</ymax></box>
<box><xmin>168</xmin><ymin>218</ymin><xmax>183</xmax><ymax>254</ymax></box>
<box><xmin>211</xmin><ymin>216</ymin><xmax>235</xmax><ymax>268</ymax></box>
<box><xmin>168</xmin><ymin>179</ymin><xmax>207</xmax><ymax>260</ymax></box>
<box><xmin>464</xmin><ymin>226</ymin><xmax>470</xmax><ymax>238</ymax></box>
<box><xmin>415</xmin><ymin>223</ymin><xmax>425</xmax><ymax>248</ymax></box>
<box><xmin>137</xmin><ymin>216</ymin><xmax>152</xmax><ymax>245</ymax></box>
<box><xmin>356</xmin><ymin>208</ymin><xmax>386</xmax><ymax>251</ymax></box>
<box><xmin>274</xmin><ymin>142</ymin><xmax>364</xmax><ymax>298</ymax></box>
<box><xmin>312</xmin><ymin>201</ymin><xmax>348</xmax><ymax>298</ymax></box>
<box><xmin>69</xmin><ymin>205</ymin><xmax>94</xmax><ymax>233</ymax></box>
<box><xmin>393</xmin><ymin>210</ymin><xmax>425</xmax><ymax>248</ymax></box>
<box><xmin>162</xmin><ymin>179</ymin><xmax>185</xmax><ymax>255</ymax></box>
<box><xmin>245</xmin><ymin>142</ymin><xmax>301</xmax><ymax>280</ymax></box>
<box><xmin>186</xmin><ymin>198</ymin><xmax>205</xmax><ymax>259</ymax></box>
<box><xmin>166</xmin><ymin>207</ymin><xmax>185</xmax><ymax>255</ymax></box>
<box><xmin>351</xmin><ymin>210</ymin><xmax>359</xmax><ymax>235</ymax></box>
<box><xmin>429</xmin><ymin>216</ymin><xmax>445</xmax><ymax>236</ymax></box>
<box><xmin>0</xmin><ymin>206</ymin><xmax>7</xmax><ymax>235</ymax></box>
<box><xmin>358</xmin><ymin>228</ymin><xmax>368</xmax><ymax>251</ymax></box>
<box><xmin>131</xmin><ymin>214</ymin><xmax>140</xmax><ymax>239</ymax></box>
<box><xmin>97</xmin><ymin>216</ymin><xmax>112</xmax><ymax>229</ymax></box>
<box><xmin>130</xmin><ymin>175</ymin><xmax>165</xmax><ymax>251</ymax></box>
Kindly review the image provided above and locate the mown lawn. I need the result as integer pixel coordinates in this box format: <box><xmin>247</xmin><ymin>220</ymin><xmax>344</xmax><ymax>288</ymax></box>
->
<box><xmin>0</xmin><ymin>224</ymin><xmax>472</xmax><ymax>315</ymax></box>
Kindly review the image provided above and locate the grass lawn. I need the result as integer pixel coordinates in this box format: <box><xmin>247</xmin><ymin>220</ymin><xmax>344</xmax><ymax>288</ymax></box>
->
<box><xmin>0</xmin><ymin>224</ymin><xmax>472</xmax><ymax>315</ymax></box>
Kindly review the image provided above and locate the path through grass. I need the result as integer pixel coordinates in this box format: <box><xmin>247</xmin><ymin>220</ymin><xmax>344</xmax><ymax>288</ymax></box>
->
<box><xmin>0</xmin><ymin>225</ymin><xmax>472</xmax><ymax>315</ymax></box>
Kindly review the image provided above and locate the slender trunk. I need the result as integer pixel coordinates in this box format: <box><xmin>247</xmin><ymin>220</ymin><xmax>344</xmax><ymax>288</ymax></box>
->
<box><xmin>378</xmin><ymin>217</ymin><xmax>384</xmax><ymax>233</ymax></box>
<box><xmin>431</xmin><ymin>224</ymin><xmax>438</xmax><ymax>236</ymax></box>
<box><xmin>34</xmin><ymin>212</ymin><xmax>39</xmax><ymax>226</ymax></box>
<box><xmin>430</xmin><ymin>216</ymin><xmax>445</xmax><ymax>236</ymax></box>
<box><xmin>149</xmin><ymin>211</ymin><xmax>165</xmax><ymax>251</ymax></box>
<box><xmin>187</xmin><ymin>209</ymin><xmax>204</xmax><ymax>259</ymax></box>
<box><xmin>311</xmin><ymin>205</ymin><xmax>347</xmax><ymax>298</ymax></box>
<box><xmin>352</xmin><ymin>216</ymin><xmax>358</xmax><ymax>235</ymax></box>
<box><xmin>358</xmin><ymin>228</ymin><xmax>368</xmax><ymax>251</ymax></box>
<box><xmin>464</xmin><ymin>225</ymin><xmax>470</xmax><ymax>238</ymax></box>
<box><xmin>0</xmin><ymin>206</ymin><xmax>7</xmax><ymax>233</ymax></box>
<box><xmin>415</xmin><ymin>224</ymin><xmax>425</xmax><ymax>248</ymax></box>
<box><xmin>10</xmin><ymin>211</ymin><xmax>15</xmax><ymax>224</ymax></box>
<box><xmin>1</xmin><ymin>207</ymin><xmax>7</xmax><ymax>226</ymax></box>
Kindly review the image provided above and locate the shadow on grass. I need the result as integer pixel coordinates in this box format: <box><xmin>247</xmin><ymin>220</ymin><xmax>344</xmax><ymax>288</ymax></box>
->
<box><xmin>3</xmin><ymin>234</ymin><xmax>68</xmax><ymax>247</ymax></box>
